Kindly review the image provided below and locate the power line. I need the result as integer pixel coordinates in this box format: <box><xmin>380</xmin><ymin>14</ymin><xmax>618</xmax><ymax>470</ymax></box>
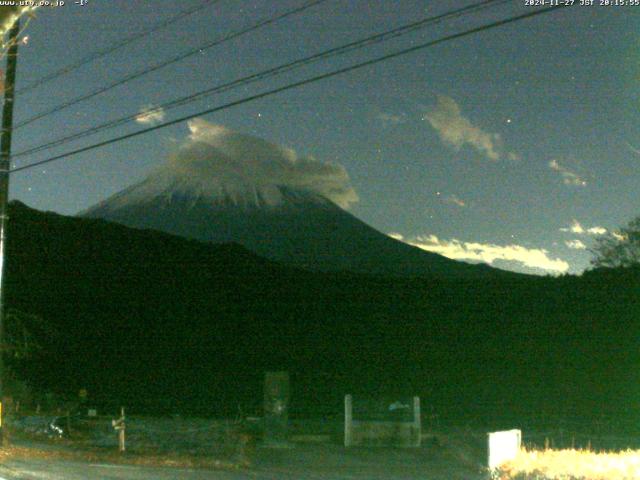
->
<box><xmin>13</xmin><ymin>0</ymin><xmax>511</xmax><ymax>159</ymax></box>
<box><xmin>11</xmin><ymin>5</ymin><xmax>568</xmax><ymax>175</ymax></box>
<box><xmin>13</xmin><ymin>0</ymin><xmax>329</xmax><ymax>129</ymax></box>
<box><xmin>16</xmin><ymin>0</ymin><xmax>222</xmax><ymax>94</ymax></box>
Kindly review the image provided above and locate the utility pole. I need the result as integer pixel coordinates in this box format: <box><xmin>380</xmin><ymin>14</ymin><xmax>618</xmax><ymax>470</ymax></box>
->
<box><xmin>0</xmin><ymin>18</ymin><xmax>21</xmax><ymax>446</ymax></box>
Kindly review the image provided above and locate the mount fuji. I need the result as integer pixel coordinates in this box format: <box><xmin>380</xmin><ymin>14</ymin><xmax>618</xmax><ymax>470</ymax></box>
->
<box><xmin>82</xmin><ymin>120</ymin><xmax>504</xmax><ymax>278</ymax></box>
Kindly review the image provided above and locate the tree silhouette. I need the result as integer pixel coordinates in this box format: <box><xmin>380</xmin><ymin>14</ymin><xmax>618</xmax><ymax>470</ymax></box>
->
<box><xmin>590</xmin><ymin>216</ymin><xmax>640</xmax><ymax>268</ymax></box>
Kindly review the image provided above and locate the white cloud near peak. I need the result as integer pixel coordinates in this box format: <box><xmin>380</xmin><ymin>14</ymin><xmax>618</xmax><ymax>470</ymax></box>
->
<box><xmin>160</xmin><ymin>119</ymin><xmax>359</xmax><ymax>209</ymax></box>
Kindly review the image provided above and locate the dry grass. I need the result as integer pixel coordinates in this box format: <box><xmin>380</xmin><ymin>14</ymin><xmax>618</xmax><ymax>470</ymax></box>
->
<box><xmin>0</xmin><ymin>441</ymin><xmax>251</xmax><ymax>470</ymax></box>
<box><xmin>7</xmin><ymin>413</ymin><xmax>256</xmax><ymax>470</ymax></box>
<box><xmin>5</xmin><ymin>426</ymin><xmax>254</xmax><ymax>471</ymax></box>
<box><xmin>499</xmin><ymin>447</ymin><xmax>640</xmax><ymax>480</ymax></box>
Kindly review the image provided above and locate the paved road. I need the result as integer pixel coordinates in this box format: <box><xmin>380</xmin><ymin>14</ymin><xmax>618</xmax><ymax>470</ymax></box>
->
<box><xmin>0</xmin><ymin>460</ymin><xmax>415</xmax><ymax>480</ymax></box>
<box><xmin>0</xmin><ymin>441</ymin><xmax>487</xmax><ymax>479</ymax></box>
<box><xmin>0</xmin><ymin>459</ymin><xmax>258</xmax><ymax>479</ymax></box>
<box><xmin>0</xmin><ymin>459</ymin><xmax>486</xmax><ymax>480</ymax></box>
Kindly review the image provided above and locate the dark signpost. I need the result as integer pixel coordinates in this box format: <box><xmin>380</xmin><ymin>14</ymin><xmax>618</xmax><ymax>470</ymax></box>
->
<box><xmin>263</xmin><ymin>371</ymin><xmax>290</xmax><ymax>447</ymax></box>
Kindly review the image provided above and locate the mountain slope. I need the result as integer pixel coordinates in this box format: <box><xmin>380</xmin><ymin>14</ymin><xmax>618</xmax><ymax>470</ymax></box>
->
<box><xmin>83</xmin><ymin>181</ymin><xmax>501</xmax><ymax>278</ymax></box>
<box><xmin>81</xmin><ymin>121</ymin><xmax>509</xmax><ymax>278</ymax></box>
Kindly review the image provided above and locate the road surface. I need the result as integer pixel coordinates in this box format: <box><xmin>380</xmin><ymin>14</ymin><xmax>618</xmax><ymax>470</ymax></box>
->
<box><xmin>0</xmin><ymin>440</ymin><xmax>487</xmax><ymax>479</ymax></box>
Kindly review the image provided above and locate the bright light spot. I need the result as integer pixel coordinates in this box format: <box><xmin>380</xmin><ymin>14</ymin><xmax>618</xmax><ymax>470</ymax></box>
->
<box><xmin>488</xmin><ymin>429</ymin><xmax>521</xmax><ymax>470</ymax></box>
<box><xmin>501</xmin><ymin>448</ymin><xmax>640</xmax><ymax>479</ymax></box>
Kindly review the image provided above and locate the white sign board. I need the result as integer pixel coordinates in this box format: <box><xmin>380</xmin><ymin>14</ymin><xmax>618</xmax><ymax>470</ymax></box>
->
<box><xmin>487</xmin><ymin>429</ymin><xmax>521</xmax><ymax>470</ymax></box>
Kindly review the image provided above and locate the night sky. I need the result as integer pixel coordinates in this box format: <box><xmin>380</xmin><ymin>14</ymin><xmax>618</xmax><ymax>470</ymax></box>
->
<box><xmin>4</xmin><ymin>1</ymin><xmax>638</xmax><ymax>275</ymax></box>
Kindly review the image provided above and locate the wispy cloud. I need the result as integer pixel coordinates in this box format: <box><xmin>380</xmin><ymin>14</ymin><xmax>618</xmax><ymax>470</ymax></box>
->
<box><xmin>422</xmin><ymin>95</ymin><xmax>517</xmax><ymax>161</ymax></box>
<box><xmin>560</xmin><ymin>219</ymin><xmax>585</xmax><ymax>234</ymax></box>
<box><xmin>549</xmin><ymin>159</ymin><xmax>587</xmax><ymax>187</ymax></box>
<box><xmin>376</xmin><ymin>112</ymin><xmax>405</xmax><ymax>126</ymax></box>
<box><xmin>565</xmin><ymin>239</ymin><xmax>586</xmax><ymax>250</ymax></box>
<box><xmin>163</xmin><ymin>119</ymin><xmax>359</xmax><ymax>209</ymax></box>
<box><xmin>560</xmin><ymin>220</ymin><xmax>606</xmax><ymax>235</ymax></box>
<box><xmin>444</xmin><ymin>194</ymin><xmax>466</xmax><ymax>208</ymax></box>
<box><xmin>391</xmin><ymin>233</ymin><xmax>569</xmax><ymax>273</ymax></box>
<box><xmin>135</xmin><ymin>105</ymin><xmax>166</xmax><ymax>125</ymax></box>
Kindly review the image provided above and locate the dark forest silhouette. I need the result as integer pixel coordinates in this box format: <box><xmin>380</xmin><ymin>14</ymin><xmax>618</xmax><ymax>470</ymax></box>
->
<box><xmin>4</xmin><ymin>201</ymin><xmax>639</xmax><ymax>429</ymax></box>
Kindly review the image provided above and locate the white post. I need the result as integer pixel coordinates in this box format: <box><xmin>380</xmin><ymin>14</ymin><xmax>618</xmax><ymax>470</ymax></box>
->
<box><xmin>344</xmin><ymin>394</ymin><xmax>353</xmax><ymax>447</ymax></box>
<box><xmin>413</xmin><ymin>396</ymin><xmax>421</xmax><ymax>447</ymax></box>
<box><xmin>112</xmin><ymin>407</ymin><xmax>126</xmax><ymax>453</ymax></box>
<box><xmin>118</xmin><ymin>407</ymin><xmax>126</xmax><ymax>453</ymax></box>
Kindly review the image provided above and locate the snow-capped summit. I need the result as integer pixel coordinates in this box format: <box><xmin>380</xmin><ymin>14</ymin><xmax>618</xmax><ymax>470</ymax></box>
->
<box><xmin>90</xmin><ymin>119</ymin><xmax>357</xmax><ymax>212</ymax></box>
<box><xmin>82</xmin><ymin>120</ymin><xmax>498</xmax><ymax>278</ymax></box>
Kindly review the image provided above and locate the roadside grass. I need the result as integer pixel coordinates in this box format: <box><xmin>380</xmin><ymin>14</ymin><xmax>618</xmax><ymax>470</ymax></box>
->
<box><xmin>6</xmin><ymin>416</ymin><xmax>255</xmax><ymax>470</ymax></box>
<box><xmin>10</xmin><ymin>414</ymin><xmax>640</xmax><ymax>479</ymax></box>
<box><xmin>499</xmin><ymin>447</ymin><xmax>640</xmax><ymax>479</ymax></box>
<box><xmin>0</xmin><ymin>442</ymin><xmax>250</xmax><ymax>470</ymax></box>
